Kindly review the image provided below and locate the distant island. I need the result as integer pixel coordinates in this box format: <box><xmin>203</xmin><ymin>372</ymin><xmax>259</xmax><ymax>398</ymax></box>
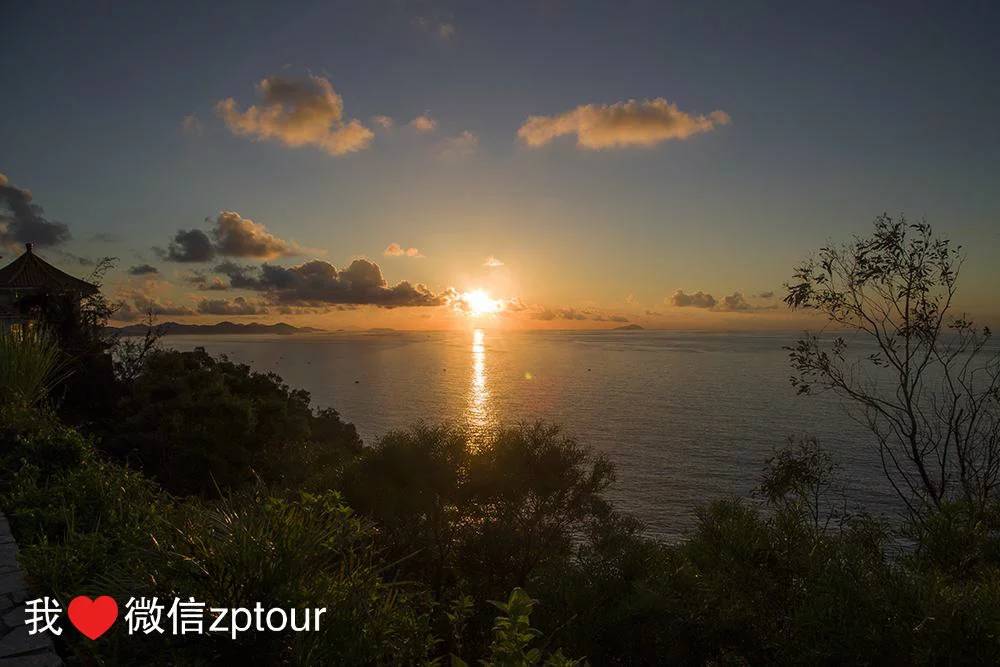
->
<box><xmin>613</xmin><ymin>324</ymin><xmax>644</xmax><ymax>331</ymax></box>
<box><xmin>111</xmin><ymin>321</ymin><xmax>326</xmax><ymax>336</ymax></box>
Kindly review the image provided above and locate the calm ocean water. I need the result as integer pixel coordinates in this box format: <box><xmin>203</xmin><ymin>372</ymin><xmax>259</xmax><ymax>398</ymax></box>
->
<box><xmin>166</xmin><ymin>329</ymin><xmax>900</xmax><ymax>540</ymax></box>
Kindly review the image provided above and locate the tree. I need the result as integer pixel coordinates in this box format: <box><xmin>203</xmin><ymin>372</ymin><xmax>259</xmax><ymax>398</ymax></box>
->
<box><xmin>756</xmin><ymin>436</ymin><xmax>847</xmax><ymax>531</ymax></box>
<box><xmin>112</xmin><ymin>309</ymin><xmax>165</xmax><ymax>384</ymax></box>
<box><xmin>104</xmin><ymin>348</ymin><xmax>362</xmax><ymax>495</ymax></box>
<box><xmin>785</xmin><ymin>215</ymin><xmax>1000</xmax><ymax>518</ymax></box>
<box><xmin>341</xmin><ymin>422</ymin><xmax>615</xmax><ymax>655</ymax></box>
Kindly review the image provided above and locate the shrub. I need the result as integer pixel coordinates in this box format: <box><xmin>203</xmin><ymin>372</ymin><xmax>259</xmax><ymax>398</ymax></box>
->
<box><xmin>6</xmin><ymin>338</ymin><xmax>1000</xmax><ymax>664</ymax></box>
<box><xmin>475</xmin><ymin>588</ymin><xmax>579</xmax><ymax>667</ymax></box>
<box><xmin>531</xmin><ymin>510</ymin><xmax>678</xmax><ymax>664</ymax></box>
<box><xmin>102</xmin><ymin>348</ymin><xmax>361</xmax><ymax>495</ymax></box>
<box><xmin>342</xmin><ymin>422</ymin><xmax>615</xmax><ymax>655</ymax></box>
<box><xmin>1</xmin><ymin>404</ymin><xmax>433</xmax><ymax>664</ymax></box>
<box><xmin>156</xmin><ymin>487</ymin><xmax>435</xmax><ymax>664</ymax></box>
<box><xmin>0</xmin><ymin>407</ymin><xmax>166</xmax><ymax>595</ymax></box>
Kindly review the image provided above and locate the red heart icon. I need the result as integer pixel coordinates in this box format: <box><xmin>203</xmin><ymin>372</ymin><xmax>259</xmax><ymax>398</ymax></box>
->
<box><xmin>67</xmin><ymin>596</ymin><xmax>119</xmax><ymax>640</ymax></box>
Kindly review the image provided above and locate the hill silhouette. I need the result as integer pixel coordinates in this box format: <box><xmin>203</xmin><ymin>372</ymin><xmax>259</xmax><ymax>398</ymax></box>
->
<box><xmin>111</xmin><ymin>321</ymin><xmax>325</xmax><ymax>336</ymax></box>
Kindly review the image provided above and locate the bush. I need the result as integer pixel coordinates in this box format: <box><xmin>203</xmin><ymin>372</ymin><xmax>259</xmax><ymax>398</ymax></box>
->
<box><xmin>531</xmin><ymin>510</ymin><xmax>678</xmax><ymax>664</ymax></box>
<box><xmin>102</xmin><ymin>348</ymin><xmax>361</xmax><ymax>495</ymax></box>
<box><xmin>472</xmin><ymin>588</ymin><xmax>579</xmax><ymax>667</ymax></box>
<box><xmin>0</xmin><ymin>406</ymin><xmax>163</xmax><ymax>583</ymax></box>
<box><xmin>5</xmin><ymin>338</ymin><xmax>1000</xmax><ymax>664</ymax></box>
<box><xmin>529</xmin><ymin>439</ymin><xmax>1000</xmax><ymax>665</ymax></box>
<box><xmin>1</xmin><ymin>403</ymin><xmax>433</xmax><ymax>665</ymax></box>
<box><xmin>342</xmin><ymin>421</ymin><xmax>614</xmax><ymax>655</ymax></box>
<box><xmin>343</xmin><ymin>421</ymin><xmax>613</xmax><ymax>582</ymax></box>
<box><xmin>148</xmin><ymin>487</ymin><xmax>435</xmax><ymax>665</ymax></box>
<box><xmin>0</xmin><ymin>404</ymin><xmax>170</xmax><ymax>662</ymax></box>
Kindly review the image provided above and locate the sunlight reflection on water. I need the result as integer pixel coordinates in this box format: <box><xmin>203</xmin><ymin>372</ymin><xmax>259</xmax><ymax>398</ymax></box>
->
<box><xmin>165</xmin><ymin>329</ymin><xmax>917</xmax><ymax>540</ymax></box>
<box><xmin>467</xmin><ymin>328</ymin><xmax>491</xmax><ymax>441</ymax></box>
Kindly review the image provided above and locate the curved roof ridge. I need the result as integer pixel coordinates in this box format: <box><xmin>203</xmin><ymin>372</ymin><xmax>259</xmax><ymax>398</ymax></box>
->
<box><xmin>0</xmin><ymin>244</ymin><xmax>99</xmax><ymax>295</ymax></box>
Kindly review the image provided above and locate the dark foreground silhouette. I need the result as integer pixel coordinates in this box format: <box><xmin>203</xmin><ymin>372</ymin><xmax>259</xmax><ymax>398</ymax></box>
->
<box><xmin>1</xmin><ymin>217</ymin><xmax>999</xmax><ymax>664</ymax></box>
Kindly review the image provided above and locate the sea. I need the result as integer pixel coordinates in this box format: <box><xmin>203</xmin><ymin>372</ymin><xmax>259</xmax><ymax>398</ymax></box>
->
<box><xmin>165</xmin><ymin>329</ymin><xmax>903</xmax><ymax>540</ymax></box>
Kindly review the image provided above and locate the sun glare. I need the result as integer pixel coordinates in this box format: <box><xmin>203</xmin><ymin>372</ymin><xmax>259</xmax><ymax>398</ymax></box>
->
<box><xmin>460</xmin><ymin>289</ymin><xmax>504</xmax><ymax>317</ymax></box>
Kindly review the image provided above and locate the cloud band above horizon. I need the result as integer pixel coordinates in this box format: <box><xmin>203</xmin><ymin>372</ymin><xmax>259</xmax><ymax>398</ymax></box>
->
<box><xmin>216</xmin><ymin>258</ymin><xmax>447</xmax><ymax>308</ymax></box>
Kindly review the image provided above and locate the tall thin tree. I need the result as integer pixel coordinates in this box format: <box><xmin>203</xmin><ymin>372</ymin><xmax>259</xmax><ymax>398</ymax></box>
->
<box><xmin>785</xmin><ymin>215</ymin><xmax>1000</xmax><ymax>518</ymax></box>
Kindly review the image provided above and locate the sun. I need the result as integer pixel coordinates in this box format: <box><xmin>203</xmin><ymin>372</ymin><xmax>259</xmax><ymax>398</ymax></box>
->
<box><xmin>460</xmin><ymin>289</ymin><xmax>504</xmax><ymax>317</ymax></box>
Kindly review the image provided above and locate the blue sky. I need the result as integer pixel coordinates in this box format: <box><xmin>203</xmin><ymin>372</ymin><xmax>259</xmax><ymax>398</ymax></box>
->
<box><xmin>2</xmin><ymin>1</ymin><xmax>998</xmax><ymax>327</ymax></box>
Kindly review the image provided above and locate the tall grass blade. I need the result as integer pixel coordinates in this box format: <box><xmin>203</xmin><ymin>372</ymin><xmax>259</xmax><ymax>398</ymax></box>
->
<box><xmin>0</xmin><ymin>325</ymin><xmax>72</xmax><ymax>406</ymax></box>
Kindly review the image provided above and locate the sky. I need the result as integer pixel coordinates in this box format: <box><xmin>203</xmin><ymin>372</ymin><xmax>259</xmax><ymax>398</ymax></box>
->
<box><xmin>1</xmin><ymin>0</ymin><xmax>998</xmax><ymax>330</ymax></box>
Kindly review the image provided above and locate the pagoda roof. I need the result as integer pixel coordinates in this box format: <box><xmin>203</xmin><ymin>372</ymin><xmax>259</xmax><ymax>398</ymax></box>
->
<box><xmin>0</xmin><ymin>243</ymin><xmax>98</xmax><ymax>295</ymax></box>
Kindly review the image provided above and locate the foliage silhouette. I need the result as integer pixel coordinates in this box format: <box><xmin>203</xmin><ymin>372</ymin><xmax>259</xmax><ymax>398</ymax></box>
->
<box><xmin>785</xmin><ymin>215</ymin><xmax>1000</xmax><ymax>518</ymax></box>
<box><xmin>102</xmin><ymin>347</ymin><xmax>361</xmax><ymax>495</ymax></box>
<box><xmin>3</xmin><ymin>216</ymin><xmax>1000</xmax><ymax>663</ymax></box>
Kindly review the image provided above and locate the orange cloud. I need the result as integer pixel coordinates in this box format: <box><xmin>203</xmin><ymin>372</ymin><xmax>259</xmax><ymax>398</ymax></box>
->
<box><xmin>409</xmin><ymin>114</ymin><xmax>438</xmax><ymax>132</ymax></box>
<box><xmin>384</xmin><ymin>243</ymin><xmax>423</xmax><ymax>257</ymax></box>
<box><xmin>518</xmin><ymin>98</ymin><xmax>730</xmax><ymax>150</ymax></box>
<box><xmin>216</xmin><ymin>75</ymin><xmax>373</xmax><ymax>155</ymax></box>
<box><xmin>483</xmin><ymin>255</ymin><xmax>504</xmax><ymax>267</ymax></box>
<box><xmin>213</xmin><ymin>211</ymin><xmax>297</xmax><ymax>259</ymax></box>
<box><xmin>161</xmin><ymin>211</ymin><xmax>299</xmax><ymax>262</ymax></box>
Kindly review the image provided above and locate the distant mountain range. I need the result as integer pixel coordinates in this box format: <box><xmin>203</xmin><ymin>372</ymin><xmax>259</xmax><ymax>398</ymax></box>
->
<box><xmin>111</xmin><ymin>321</ymin><xmax>325</xmax><ymax>336</ymax></box>
<box><xmin>111</xmin><ymin>321</ymin><xmax>643</xmax><ymax>335</ymax></box>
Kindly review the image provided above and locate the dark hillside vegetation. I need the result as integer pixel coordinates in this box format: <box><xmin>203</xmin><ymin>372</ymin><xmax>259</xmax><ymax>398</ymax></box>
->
<box><xmin>1</xmin><ymin>218</ymin><xmax>999</xmax><ymax>664</ymax></box>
